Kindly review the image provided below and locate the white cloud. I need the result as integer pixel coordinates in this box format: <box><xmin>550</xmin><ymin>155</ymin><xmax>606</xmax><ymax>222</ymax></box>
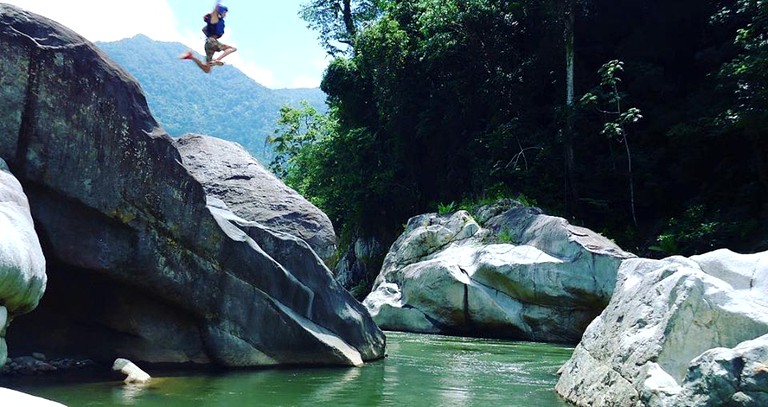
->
<box><xmin>4</xmin><ymin>0</ymin><xmax>181</xmax><ymax>43</ymax></box>
<box><xmin>311</xmin><ymin>56</ymin><xmax>332</xmax><ymax>70</ymax></box>
<box><xmin>231</xmin><ymin>57</ymin><xmax>277</xmax><ymax>88</ymax></box>
<box><xmin>3</xmin><ymin>0</ymin><xmax>322</xmax><ymax>89</ymax></box>
<box><xmin>290</xmin><ymin>76</ymin><xmax>321</xmax><ymax>89</ymax></box>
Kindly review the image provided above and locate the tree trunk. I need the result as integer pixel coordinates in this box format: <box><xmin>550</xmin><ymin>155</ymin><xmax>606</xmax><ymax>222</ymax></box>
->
<box><xmin>342</xmin><ymin>0</ymin><xmax>356</xmax><ymax>40</ymax></box>
<box><xmin>564</xmin><ymin>0</ymin><xmax>579</xmax><ymax>217</ymax></box>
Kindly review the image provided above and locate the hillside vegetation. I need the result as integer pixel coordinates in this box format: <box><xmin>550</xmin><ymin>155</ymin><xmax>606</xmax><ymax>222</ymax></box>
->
<box><xmin>96</xmin><ymin>34</ymin><xmax>326</xmax><ymax>163</ymax></box>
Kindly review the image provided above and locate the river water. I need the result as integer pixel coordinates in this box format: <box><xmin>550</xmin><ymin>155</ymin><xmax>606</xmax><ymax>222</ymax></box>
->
<box><xmin>4</xmin><ymin>332</ymin><xmax>574</xmax><ymax>406</ymax></box>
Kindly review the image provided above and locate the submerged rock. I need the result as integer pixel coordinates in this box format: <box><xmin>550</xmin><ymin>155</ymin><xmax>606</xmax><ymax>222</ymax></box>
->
<box><xmin>0</xmin><ymin>4</ymin><xmax>384</xmax><ymax>367</ymax></box>
<box><xmin>555</xmin><ymin>249</ymin><xmax>768</xmax><ymax>406</ymax></box>
<box><xmin>363</xmin><ymin>201</ymin><xmax>634</xmax><ymax>342</ymax></box>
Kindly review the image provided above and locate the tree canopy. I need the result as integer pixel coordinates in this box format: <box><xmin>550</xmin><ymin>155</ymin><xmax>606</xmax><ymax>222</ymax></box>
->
<box><xmin>284</xmin><ymin>0</ymin><xmax>768</xmax><ymax>259</ymax></box>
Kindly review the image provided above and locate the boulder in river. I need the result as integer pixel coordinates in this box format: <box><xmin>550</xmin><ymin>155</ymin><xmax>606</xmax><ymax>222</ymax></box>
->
<box><xmin>363</xmin><ymin>200</ymin><xmax>635</xmax><ymax>342</ymax></box>
<box><xmin>555</xmin><ymin>249</ymin><xmax>768</xmax><ymax>406</ymax></box>
<box><xmin>0</xmin><ymin>158</ymin><xmax>46</xmax><ymax>367</ymax></box>
<box><xmin>175</xmin><ymin>134</ymin><xmax>337</xmax><ymax>263</ymax></box>
<box><xmin>0</xmin><ymin>3</ymin><xmax>384</xmax><ymax>367</ymax></box>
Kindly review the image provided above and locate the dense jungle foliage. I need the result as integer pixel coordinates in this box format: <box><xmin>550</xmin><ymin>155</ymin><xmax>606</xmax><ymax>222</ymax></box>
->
<box><xmin>270</xmin><ymin>0</ymin><xmax>768</xmax><ymax>260</ymax></box>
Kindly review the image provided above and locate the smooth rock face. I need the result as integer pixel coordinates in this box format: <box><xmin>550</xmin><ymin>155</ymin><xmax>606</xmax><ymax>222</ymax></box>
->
<box><xmin>555</xmin><ymin>249</ymin><xmax>768</xmax><ymax>407</ymax></box>
<box><xmin>0</xmin><ymin>4</ymin><xmax>384</xmax><ymax>367</ymax></box>
<box><xmin>175</xmin><ymin>134</ymin><xmax>337</xmax><ymax>262</ymax></box>
<box><xmin>0</xmin><ymin>159</ymin><xmax>46</xmax><ymax>367</ymax></box>
<box><xmin>363</xmin><ymin>201</ymin><xmax>635</xmax><ymax>342</ymax></box>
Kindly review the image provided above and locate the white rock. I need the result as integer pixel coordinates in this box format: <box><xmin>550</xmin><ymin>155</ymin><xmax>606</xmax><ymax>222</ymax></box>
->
<box><xmin>0</xmin><ymin>166</ymin><xmax>47</xmax><ymax>315</ymax></box>
<box><xmin>556</xmin><ymin>249</ymin><xmax>768</xmax><ymax>406</ymax></box>
<box><xmin>0</xmin><ymin>387</ymin><xmax>66</xmax><ymax>406</ymax></box>
<box><xmin>363</xmin><ymin>205</ymin><xmax>634</xmax><ymax>342</ymax></box>
<box><xmin>0</xmin><ymin>163</ymin><xmax>47</xmax><ymax>367</ymax></box>
<box><xmin>667</xmin><ymin>334</ymin><xmax>768</xmax><ymax>406</ymax></box>
<box><xmin>112</xmin><ymin>358</ymin><xmax>152</xmax><ymax>384</ymax></box>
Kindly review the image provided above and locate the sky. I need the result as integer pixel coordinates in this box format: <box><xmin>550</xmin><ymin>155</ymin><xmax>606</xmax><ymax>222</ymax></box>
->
<box><xmin>4</xmin><ymin>0</ymin><xmax>331</xmax><ymax>89</ymax></box>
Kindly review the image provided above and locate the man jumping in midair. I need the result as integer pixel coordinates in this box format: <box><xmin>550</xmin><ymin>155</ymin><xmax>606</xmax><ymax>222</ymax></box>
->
<box><xmin>179</xmin><ymin>2</ymin><xmax>237</xmax><ymax>73</ymax></box>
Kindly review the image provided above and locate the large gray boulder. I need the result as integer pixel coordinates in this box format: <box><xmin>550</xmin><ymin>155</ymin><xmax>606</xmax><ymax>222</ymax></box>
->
<box><xmin>0</xmin><ymin>4</ymin><xmax>384</xmax><ymax>367</ymax></box>
<box><xmin>175</xmin><ymin>134</ymin><xmax>337</xmax><ymax>262</ymax></box>
<box><xmin>555</xmin><ymin>249</ymin><xmax>768</xmax><ymax>406</ymax></box>
<box><xmin>0</xmin><ymin>159</ymin><xmax>46</xmax><ymax>367</ymax></box>
<box><xmin>363</xmin><ymin>201</ymin><xmax>635</xmax><ymax>342</ymax></box>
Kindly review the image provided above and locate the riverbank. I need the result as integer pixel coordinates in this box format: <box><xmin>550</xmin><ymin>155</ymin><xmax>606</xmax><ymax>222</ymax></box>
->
<box><xmin>1</xmin><ymin>355</ymin><xmax>97</xmax><ymax>377</ymax></box>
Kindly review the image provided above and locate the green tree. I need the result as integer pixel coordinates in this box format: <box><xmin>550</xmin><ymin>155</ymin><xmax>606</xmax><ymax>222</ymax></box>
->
<box><xmin>720</xmin><ymin>0</ymin><xmax>768</xmax><ymax>118</ymax></box>
<box><xmin>563</xmin><ymin>0</ymin><xmax>579</xmax><ymax>214</ymax></box>
<box><xmin>267</xmin><ymin>101</ymin><xmax>333</xmax><ymax>182</ymax></box>
<box><xmin>719</xmin><ymin>0</ymin><xmax>768</xmax><ymax>190</ymax></box>
<box><xmin>304</xmin><ymin>0</ymin><xmax>558</xmax><ymax>238</ymax></box>
<box><xmin>543</xmin><ymin>0</ymin><xmax>593</xmax><ymax>217</ymax></box>
<box><xmin>267</xmin><ymin>102</ymin><xmax>390</xmax><ymax>234</ymax></box>
<box><xmin>300</xmin><ymin>0</ymin><xmax>386</xmax><ymax>55</ymax></box>
<box><xmin>295</xmin><ymin>0</ymin><xmax>768</xmax><ymax>261</ymax></box>
<box><xmin>581</xmin><ymin>60</ymin><xmax>642</xmax><ymax>226</ymax></box>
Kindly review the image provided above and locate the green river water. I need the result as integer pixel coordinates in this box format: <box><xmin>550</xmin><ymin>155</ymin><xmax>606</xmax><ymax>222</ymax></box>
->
<box><xmin>3</xmin><ymin>332</ymin><xmax>574</xmax><ymax>406</ymax></box>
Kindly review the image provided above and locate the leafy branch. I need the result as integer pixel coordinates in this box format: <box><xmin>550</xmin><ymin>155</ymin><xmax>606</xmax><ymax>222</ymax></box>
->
<box><xmin>580</xmin><ymin>60</ymin><xmax>643</xmax><ymax>226</ymax></box>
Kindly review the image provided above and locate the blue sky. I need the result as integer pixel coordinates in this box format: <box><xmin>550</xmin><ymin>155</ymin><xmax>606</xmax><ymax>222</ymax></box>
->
<box><xmin>4</xmin><ymin>0</ymin><xmax>330</xmax><ymax>89</ymax></box>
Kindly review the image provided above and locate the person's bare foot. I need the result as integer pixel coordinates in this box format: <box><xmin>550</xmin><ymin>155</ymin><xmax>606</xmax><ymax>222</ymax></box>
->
<box><xmin>211</xmin><ymin>60</ymin><xmax>224</xmax><ymax>66</ymax></box>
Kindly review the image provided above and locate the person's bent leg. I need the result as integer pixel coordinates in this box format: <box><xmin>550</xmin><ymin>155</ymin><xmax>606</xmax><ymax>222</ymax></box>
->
<box><xmin>179</xmin><ymin>51</ymin><xmax>211</xmax><ymax>73</ymax></box>
<box><xmin>213</xmin><ymin>44</ymin><xmax>237</xmax><ymax>62</ymax></box>
<box><xmin>195</xmin><ymin>57</ymin><xmax>212</xmax><ymax>73</ymax></box>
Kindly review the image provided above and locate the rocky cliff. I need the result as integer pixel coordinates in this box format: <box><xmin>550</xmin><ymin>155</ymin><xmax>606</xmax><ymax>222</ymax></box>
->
<box><xmin>0</xmin><ymin>3</ymin><xmax>384</xmax><ymax>367</ymax></box>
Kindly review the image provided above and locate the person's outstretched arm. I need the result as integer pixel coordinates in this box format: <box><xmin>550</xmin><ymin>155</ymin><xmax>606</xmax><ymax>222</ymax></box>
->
<box><xmin>210</xmin><ymin>1</ymin><xmax>222</xmax><ymax>24</ymax></box>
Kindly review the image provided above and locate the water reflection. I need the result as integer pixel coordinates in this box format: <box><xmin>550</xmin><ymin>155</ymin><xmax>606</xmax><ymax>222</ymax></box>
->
<box><xmin>6</xmin><ymin>332</ymin><xmax>573</xmax><ymax>407</ymax></box>
<box><xmin>376</xmin><ymin>333</ymin><xmax>573</xmax><ymax>407</ymax></box>
<box><xmin>113</xmin><ymin>383</ymin><xmax>149</xmax><ymax>405</ymax></box>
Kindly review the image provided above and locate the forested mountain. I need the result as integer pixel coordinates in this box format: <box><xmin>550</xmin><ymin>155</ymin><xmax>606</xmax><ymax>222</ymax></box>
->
<box><xmin>96</xmin><ymin>34</ymin><xmax>326</xmax><ymax>162</ymax></box>
<box><xmin>278</xmin><ymin>0</ymin><xmax>768</xmax><ymax>260</ymax></box>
